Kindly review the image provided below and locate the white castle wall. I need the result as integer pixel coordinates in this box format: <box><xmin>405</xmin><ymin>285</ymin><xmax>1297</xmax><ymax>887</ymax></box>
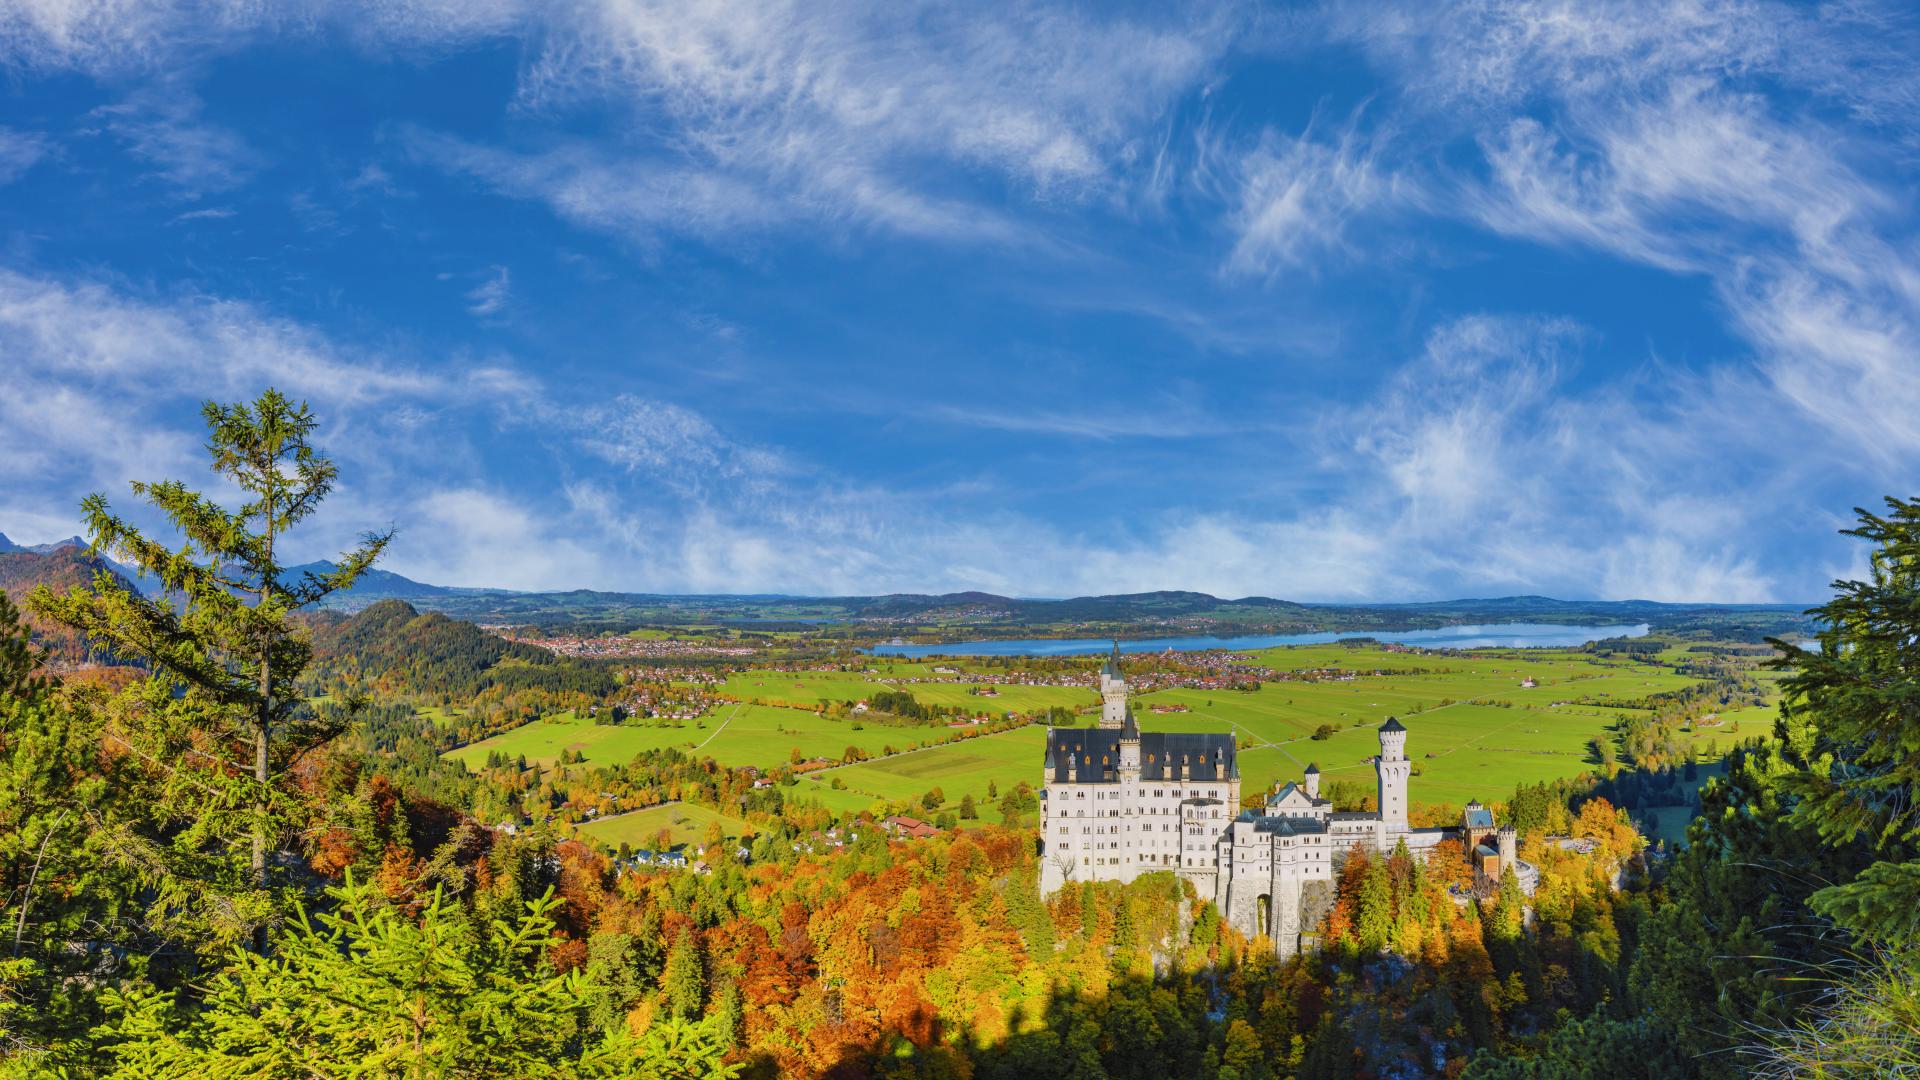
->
<box><xmin>1039</xmin><ymin>660</ymin><xmax>1480</xmax><ymax>959</ymax></box>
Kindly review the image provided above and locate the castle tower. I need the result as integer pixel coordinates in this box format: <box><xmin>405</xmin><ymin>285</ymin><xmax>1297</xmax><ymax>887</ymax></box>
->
<box><xmin>1375</xmin><ymin>716</ymin><xmax>1410</xmax><ymax>835</ymax></box>
<box><xmin>1498</xmin><ymin>824</ymin><xmax>1516</xmax><ymax>869</ymax></box>
<box><xmin>1098</xmin><ymin>641</ymin><xmax>1128</xmax><ymax>729</ymax></box>
<box><xmin>1118</xmin><ymin>710</ymin><xmax>1141</xmax><ymax>774</ymax></box>
<box><xmin>1303</xmin><ymin>762</ymin><xmax>1321</xmax><ymax>801</ymax></box>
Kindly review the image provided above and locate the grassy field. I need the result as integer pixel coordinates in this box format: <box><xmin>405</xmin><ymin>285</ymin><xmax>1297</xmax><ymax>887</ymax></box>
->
<box><xmin>415</xmin><ymin>705</ymin><xmax>468</xmax><ymax>728</ymax></box>
<box><xmin>443</xmin><ymin>711</ymin><xmax>691</xmax><ymax>769</ymax></box>
<box><xmin>444</xmin><ymin>701</ymin><xmax>1000</xmax><ymax>772</ymax></box>
<box><xmin>575</xmin><ymin>802</ymin><xmax>746</xmax><ymax>850</ymax></box>
<box><xmin>794</xmin><ymin>727</ymin><xmax>1049</xmax><ymax>814</ymax></box>
<box><xmin>789</xmin><ymin>642</ymin><xmax>1774</xmax><ymax>815</ymax></box>
<box><xmin>454</xmin><ymin>641</ymin><xmax>1776</xmax><ymax>822</ymax></box>
<box><xmin>716</xmin><ymin>667</ymin><xmax>1091</xmax><ymax>716</ymax></box>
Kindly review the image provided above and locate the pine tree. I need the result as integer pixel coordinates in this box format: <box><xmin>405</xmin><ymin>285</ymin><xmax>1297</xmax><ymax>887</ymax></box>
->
<box><xmin>712</xmin><ymin>979</ymin><xmax>743</xmax><ymax>1049</ymax></box>
<box><xmin>31</xmin><ymin>390</ymin><xmax>389</xmax><ymax>949</ymax></box>
<box><xmin>97</xmin><ymin>874</ymin><xmax>741</xmax><ymax>1079</ymax></box>
<box><xmin>1770</xmin><ymin>496</ymin><xmax>1920</xmax><ymax>944</ymax></box>
<box><xmin>663</xmin><ymin>927</ymin><xmax>706</xmax><ymax>1020</ymax></box>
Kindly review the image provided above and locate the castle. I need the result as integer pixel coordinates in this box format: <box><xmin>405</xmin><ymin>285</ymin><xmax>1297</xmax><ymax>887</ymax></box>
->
<box><xmin>1039</xmin><ymin>647</ymin><xmax>1523</xmax><ymax>957</ymax></box>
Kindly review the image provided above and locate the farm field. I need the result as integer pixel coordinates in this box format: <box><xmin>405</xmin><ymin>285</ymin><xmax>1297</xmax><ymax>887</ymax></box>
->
<box><xmin>794</xmin><ymin>726</ymin><xmax>1049</xmax><ymax>821</ymax></box>
<box><xmin>455</xmin><ymin>641</ymin><xmax>1776</xmax><ymax>821</ymax></box>
<box><xmin>717</xmin><ymin>667</ymin><xmax>1090</xmax><ymax>716</ymax></box>
<box><xmin>444</xmin><ymin>702</ymin><xmax>995</xmax><ymax>771</ymax></box>
<box><xmin>575</xmin><ymin>802</ymin><xmax>746</xmax><ymax>851</ymax></box>
<box><xmin>794</xmin><ymin>641</ymin><xmax>1772</xmax><ymax>815</ymax></box>
<box><xmin>442</xmin><ymin>711</ymin><xmax>688</xmax><ymax>769</ymax></box>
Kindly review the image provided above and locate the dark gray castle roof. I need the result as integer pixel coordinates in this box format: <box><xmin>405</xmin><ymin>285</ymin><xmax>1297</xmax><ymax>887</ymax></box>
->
<box><xmin>1379</xmin><ymin>715</ymin><xmax>1406</xmax><ymax>733</ymax></box>
<box><xmin>1101</xmin><ymin>641</ymin><xmax>1124</xmax><ymax>679</ymax></box>
<box><xmin>1252</xmin><ymin>814</ymin><xmax>1327</xmax><ymax>836</ymax></box>
<box><xmin>1043</xmin><ymin>727</ymin><xmax>1237</xmax><ymax>784</ymax></box>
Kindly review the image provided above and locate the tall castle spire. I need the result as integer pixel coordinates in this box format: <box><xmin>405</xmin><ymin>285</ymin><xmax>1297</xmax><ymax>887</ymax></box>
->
<box><xmin>1098</xmin><ymin>641</ymin><xmax>1128</xmax><ymax>729</ymax></box>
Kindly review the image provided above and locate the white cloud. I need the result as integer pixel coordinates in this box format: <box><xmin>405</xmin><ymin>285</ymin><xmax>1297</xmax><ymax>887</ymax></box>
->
<box><xmin>525</xmin><ymin>0</ymin><xmax>1232</xmax><ymax>196</ymax></box>
<box><xmin>464</xmin><ymin>265</ymin><xmax>511</xmax><ymax>317</ymax></box>
<box><xmin>403</xmin><ymin>0</ymin><xmax>1239</xmax><ymax>247</ymax></box>
<box><xmin>1299</xmin><ymin>0</ymin><xmax>1920</xmax><ymax>529</ymax></box>
<box><xmin>1224</xmin><ymin>115</ymin><xmax>1422</xmax><ymax>275</ymax></box>
<box><xmin>405</xmin><ymin>487</ymin><xmax>602</xmax><ymax>591</ymax></box>
<box><xmin>0</xmin><ymin>127</ymin><xmax>47</xmax><ymax>183</ymax></box>
<box><xmin>0</xmin><ymin>264</ymin><xmax>1832</xmax><ymax>600</ymax></box>
<box><xmin>168</xmin><ymin>205</ymin><xmax>235</xmax><ymax>223</ymax></box>
<box><xmin>89</xmin><ymin>83</ymin><xmax>261</xmax><ymax>196</ymax></box>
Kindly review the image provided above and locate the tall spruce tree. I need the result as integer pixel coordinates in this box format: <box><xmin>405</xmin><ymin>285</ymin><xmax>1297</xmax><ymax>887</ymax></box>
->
<box><xmin>31</xmin><ymin>390</ymin><xmax>389</xmax><ymax>948</ymax></box>
<box><xmin>1769</xmin><ymin>495</ymin><xmax>1920</xmax><ymax>944</ymax></box>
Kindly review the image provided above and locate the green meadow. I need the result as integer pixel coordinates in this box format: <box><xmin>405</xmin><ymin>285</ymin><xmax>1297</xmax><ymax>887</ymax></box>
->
<box><xmin>716</xmin><ymin>666</ymin><xmax>1091</xmax><ymax>716</ymax></box>
<box><xmin>793</xmin><ymin>726</ymin><xmax>1048</xmax><ymax>816</ymax></box>
<box><xmin>452</xmin><ymin>642</ymin><xmax>1774</xmax><ymax>821</ymax></box>
<box><xmin>575</xmin><ymin>801</ymin><xmax>747</xmax><ymax>850</ymax></box>
<box><xmin>444</xmin><ymin>701</ymin><xmax>997</xmax><ymax>771</ymax></box>
<box><xmin>442</xmin><ymin>710</ymin><xmax>689</xmax><ymax>769</ymax></box>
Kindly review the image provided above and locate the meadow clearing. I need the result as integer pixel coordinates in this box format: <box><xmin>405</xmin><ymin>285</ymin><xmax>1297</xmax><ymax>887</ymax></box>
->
<box><xmin>575</xmin><ymin>801</ymin><xmax>747</xmax><ymax>850</ymax></box>
<box><xmin>443</xmin><ymin>701</ymin><xmax>995</xmax><ymax>771</ymax></box>
<box><xmin>714</xmin><ymin>666</ymin><xmax>1093</xmax><ymax>716</ymax></box>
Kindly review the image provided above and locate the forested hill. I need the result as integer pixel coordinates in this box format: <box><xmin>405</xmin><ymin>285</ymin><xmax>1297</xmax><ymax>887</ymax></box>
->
<box><xmin>0</xmin><ymin>547</ymin><xmax>140</xmax><ymax>665</ymax></box>
<box><xmin>301</xmin><ymin>599</ymin><xmax>616</xmax><ymax>701</ymax></box>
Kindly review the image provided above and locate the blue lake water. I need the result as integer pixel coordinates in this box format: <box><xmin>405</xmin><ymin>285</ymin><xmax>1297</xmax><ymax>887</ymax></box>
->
<box><xmin>866</xmin><ymin>622</ymin><xmax>1651</xmax><ymax>658</ymax></box>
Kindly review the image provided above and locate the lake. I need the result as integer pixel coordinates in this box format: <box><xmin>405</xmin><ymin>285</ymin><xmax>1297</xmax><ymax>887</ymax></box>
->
<box><xmin>866</xmin><ymin>621</ymin><xmax>1652</xmax><ymax>658</ymax></box>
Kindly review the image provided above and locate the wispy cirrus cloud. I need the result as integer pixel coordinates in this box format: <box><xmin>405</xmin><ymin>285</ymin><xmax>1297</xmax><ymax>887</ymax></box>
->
<box><xmin>464</xmin><ymin>265</ymin><xmax>511</xmax><ymax>317</ymax></box>
<box><xmin>1288</xmin><ymin>0</ymin><xmax>1920</xmax><ymax>485</ymax></box>
<box><xmin>88</xmin><ymin>83</ymin><xmax>260</xmax><ymax>196</ymax></box>
<box><xmin>1222</xmin><ymin>113</ymin><xmax>1425</xmax><ymax>276</ymax></box>
<box><xmin>0</xmin><ymin>127</ymin><xmax>48</xmax><ymax>184</ymax></box>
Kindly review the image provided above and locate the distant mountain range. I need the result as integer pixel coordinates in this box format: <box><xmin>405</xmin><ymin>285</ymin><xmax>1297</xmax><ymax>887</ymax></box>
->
<box><xmin>0</xmin><ymin>529</ymin><xmax>1815</xmax><ymax>639</ymax></box>
<box><xmin>0</xmin><ymin>532</ymin><xmax>93</xmax><ymax>556</ymax></box>
<box><xmin>0</xmin><ymin>536</ymin><xmax>466</xmax><ymax>604</ymax></box>
<box><xmin>0</xmin><ymin>542</ymin><xmax>145</xmax><ymax>664</ymax></box>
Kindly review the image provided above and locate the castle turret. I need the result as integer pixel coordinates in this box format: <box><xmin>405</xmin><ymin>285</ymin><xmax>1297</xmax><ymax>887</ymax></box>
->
<box><xmin>1498</xmin><ymin>824</ymin><xmax>1516</xmax><ymax>869</ymax></box>
<box><xmin>1303</xmin><ymin>762</ymin><xmax>1320</xmax><ymax>801</ymax></box>
<box><xmin>1098</xmin><ymin>642</ymin><xmax>1128</xmax><ymax>729</ymax></box>
<box><xmin>1375</xmin><ymin>716</ymin><xmax>1411</xmax><ymax>835</ymax></box>
<box><xmin>1118</xmin><ymin>709</ymin><xmax>1140</xmax><ymax>773</ymax></box>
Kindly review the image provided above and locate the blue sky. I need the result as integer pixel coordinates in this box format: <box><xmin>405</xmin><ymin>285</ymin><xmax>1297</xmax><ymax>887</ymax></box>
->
<box><xmin>1</xmin><ymin>1</ymin><xmax>1915</xmax><ymax>601</ymax></box>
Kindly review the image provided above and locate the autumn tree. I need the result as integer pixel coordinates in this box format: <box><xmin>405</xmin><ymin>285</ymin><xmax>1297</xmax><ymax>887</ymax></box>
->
<box><xmin>0</xmin><ymin>594</ymin><xmax>138</xmax><ymax>1064</ymax></box>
